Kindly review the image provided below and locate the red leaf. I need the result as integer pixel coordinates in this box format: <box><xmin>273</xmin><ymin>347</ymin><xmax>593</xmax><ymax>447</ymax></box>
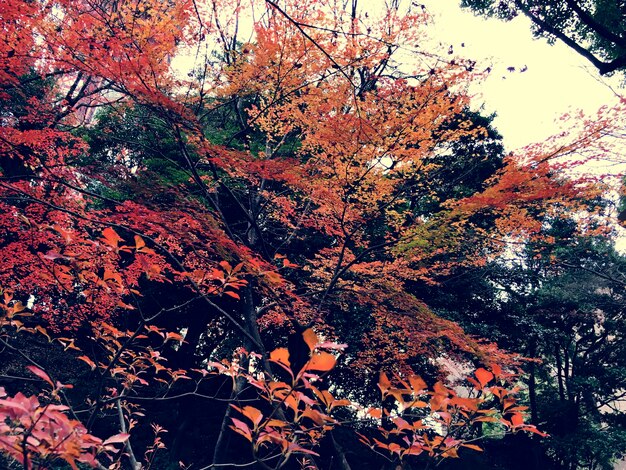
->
<box><xmin>224</xmin><ymin>290</ymin><xmax>240</xmax><ymax>300</ymax></box>
<box><xmin>0</xmin><ymin>398</ymin><xmax>29</xmax><ymax>413</ymax></box>
<box><xmin>229</xmin><ymin>418</ymin><xmax>252</xmax><ymax>442</ymax></box>
<box><xmin>26</xmin><ymin>365</ymin><xmax>54</xmax><ymax>387</ymax></box>
<box><xmin>103</xmin><ymin>433</ymin><xmax>130</xmax><ymax>446</ymax></box>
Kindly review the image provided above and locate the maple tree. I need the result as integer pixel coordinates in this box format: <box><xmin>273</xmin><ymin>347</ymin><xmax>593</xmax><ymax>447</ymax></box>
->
<box><xmin>0</xmin><ymin>0</ymin><xmax>619</xmax><ymax>468</ymax></box>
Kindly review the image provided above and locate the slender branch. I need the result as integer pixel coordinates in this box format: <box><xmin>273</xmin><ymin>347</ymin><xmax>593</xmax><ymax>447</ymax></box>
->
<box><xmin>264</xmin><ymin>0</ymin><xmax>357</xmax><ymax>87</ymax></box>
<box><xmin>562</xmin><ymin>0</ymin><xmax>626</xmax><ymax>48</ymax></box>
<box><xmin>558</xmin><ymin>261</ymin><xmax>626</xmax><ymax>286</ymax></box>
<box><xmin>116</xmin><ymin>400</ymin><xmax>140</xmax><ymax>470</ymax></box>
<box><xmin>514</xmin><ymin>0</ymin><xmax>626</xmax><ymax>74</ymax></box>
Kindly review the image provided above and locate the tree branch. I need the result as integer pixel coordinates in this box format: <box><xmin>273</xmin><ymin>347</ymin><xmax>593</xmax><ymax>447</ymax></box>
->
<box><xmin>515</xmin><ymin>0</ymin><xmax>626</xmax><ymax>74</ymax></box>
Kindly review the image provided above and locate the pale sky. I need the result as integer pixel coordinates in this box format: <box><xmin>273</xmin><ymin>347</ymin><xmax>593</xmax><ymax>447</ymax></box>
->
<box><xmin>419</xmin><ymin>0</ymin><xmax>626</xmax><ymax>251</ymax></box>
<box><xmin>173</xmin><ymin>0</ymin><xmax>623</xmax><ymax>153</ymax></box>
<box><xmin>172</xmin><ymin>0</ymin><xmax>626</xmax><ymax>247</ymax></box>
<box><xmin>422</xmin><ymin>0</ymin><xmax>623</xmax><ymax>151</ymax></box>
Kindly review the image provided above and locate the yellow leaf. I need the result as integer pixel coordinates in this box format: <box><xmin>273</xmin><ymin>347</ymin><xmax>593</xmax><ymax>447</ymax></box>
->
<box><xmin>264</xmin><ymin>271</ymin><xmax>283</xmax><ymax>284</ymax></box>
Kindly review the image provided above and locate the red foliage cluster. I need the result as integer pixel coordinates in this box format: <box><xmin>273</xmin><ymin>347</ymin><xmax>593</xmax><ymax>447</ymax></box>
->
<box><xmin>0</xmin><ymin>0</ymin><xmax>615</xmax><ymax>467</ymax></box>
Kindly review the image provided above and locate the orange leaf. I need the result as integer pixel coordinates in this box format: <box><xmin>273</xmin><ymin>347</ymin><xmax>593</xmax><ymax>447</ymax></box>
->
<box><xmin>409</xmin><ymin>375</ymin><xmax>427</xmax><ymax>393</ymax></box>
<box><xmin>378</xmin><ymin>371</ymin><xmax>391</xmax><ymax>395</ymax></box>
<box><xmin>307</xmin><ymin>352</ymin><xmax>336</xmax><ymax>372</ymax></box>
<box><xmin>302</xmin><ymin>408</ymin><xmax>327</xmax><ymax>425</ymax></box>
<box><xmin>475</xmin><ymin>368</ymin><xmax>494</xmax><ymax>388</ymax></box>
<box><xmin>165</xmin><ymin>332</ymin><xmax>184</xmax><ymax>343</ymax></box>
<box><xmin>302</xmin><ymin>328</ymin><xmax>318</xmax><ymax>351</ymax></box>
<box><xmin>510</xmin><ymin>413</ymin><xmax>524</xmax><ymax>427</ymax></box>
<box><xmin>232</xmin><ymin>262</ymin><xmax>244</xmax><ymax>274</ymax></box>
<box><xmin>134</xmin><ymin>235</ymin><xmax>155</xmax><ymax>254</ymax></box>
<box><xmin>441</xmin><ymin>447</ymin><xmax>459</xmax><ymax>458</ymax></box>
<box><xmin>282</xmin><ymin>258</ymin><xmax>299</xmax><ymax>268</ymax></box>
<box><xmin>461</xmin><ymin>444</ymin><xmax>483</xmax><ymax>452</ymax></box>
<box><xmin>270</xmin><ymin>347</ymin><xmax>290</xmax><ymax>367</ymax></box>
<box><xmin>35</xmin><ymin>325</ymin><xmax>51</xmax><ymax>342</ymax></box>
<box><xmin>266</xmin><ymin>419</ymin><xmax>288</xmax><ymax>428</ymax></box>
<box><xmin>242</xmin><ymin>406</ymin><xmax>263</xmax><ymax>427</ymax></box>
<box><xmin>134</xmin><ymin>235</ymin><xmax>146</xmax><ymax>250</ymax></box>
<box><xmin>101</xmin><ymin>227</ymin><xmax>123</xmax><ymax>247</ymax></box>
<box><xmin>77</xmin><ymin>355</ymin><xmax>97</xmax><ymax>370</ymax></box>
<box><xmin>219</xmin><ymin>260</ymin><xmax>232</xmax><ymax>271</ymax></box>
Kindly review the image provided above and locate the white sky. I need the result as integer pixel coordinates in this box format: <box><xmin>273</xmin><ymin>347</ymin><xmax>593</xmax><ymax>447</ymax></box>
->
<box><xmin>172</xmin><ymin>0</ymin><xmax>623</xmax><ymax>152</ymax></box>
<box><xmin>418</xmin><ymin>0</ymin><xmax>626</xmax><ymax>251</ymax></box>
<box><xmin>422</xmin><ymin>0</ymin><xmax>623</xmax><ymax>151</ymax></box>
<box><xmin>172</xmin><ymin>0</ymin><xmax>624</xmax><ymax>160</ymax></box>
<box><xmin>172</xmin><ymin>0</ymin><xmax>626</xmax><ymax>247</ymax></box>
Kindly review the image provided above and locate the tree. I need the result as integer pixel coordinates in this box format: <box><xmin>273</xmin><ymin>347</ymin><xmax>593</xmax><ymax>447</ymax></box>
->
<box><xmin>0</xmin><ymin>0</ymin><xmax>611</xmax><ymax>468</ymax></box>
<box><xmin>460</xmin><ymin>0</ymin><xmax>626</xmax><ymax>75</ymax></box>
<box><xmin>500</xmin><ymin>234</ymin><xmax>626</xmax><ymax>470</ymax></box>
<box><xmin>423</xmin><ymin>211</ymin><xmax>626</xmax><ymax>469</ymax></box>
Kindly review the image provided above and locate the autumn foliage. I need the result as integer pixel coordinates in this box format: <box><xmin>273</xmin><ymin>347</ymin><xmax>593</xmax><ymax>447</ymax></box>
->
<box><xmin>0</xmin><ymin>0</ymin><xmax>617</xmax><ymax>468</ymax></box>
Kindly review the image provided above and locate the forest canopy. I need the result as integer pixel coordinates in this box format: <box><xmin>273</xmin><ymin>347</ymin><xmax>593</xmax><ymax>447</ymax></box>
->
<box><xmin>0</xmin><ymin>0</ymin><xmax>624</xmax><ymax>469</ymax></box>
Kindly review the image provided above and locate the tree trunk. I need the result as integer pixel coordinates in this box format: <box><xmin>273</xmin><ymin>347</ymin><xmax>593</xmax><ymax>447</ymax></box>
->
<box><xmin>528</xmin><ymin>357</ymin><xmax>538</xmax><ymax>424</ymax></box>
<box><xmin>331</xmin><ymin>431</ymin><xmax>352</xmax><ymax>470</ymax></box>
<box><xmin>213</xmin><ymin>284</ymin><xmax>273</xmax><ymax>466</ymax></box>
<box><xmin>555</xmin><ymin>344</ymin><xmax>566</xmax><ymax>401</ymax></box>
<box><xmin>212</xmin><ymin>373</ymin><xmax>248</xmax><ymax>465</ymax></box>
